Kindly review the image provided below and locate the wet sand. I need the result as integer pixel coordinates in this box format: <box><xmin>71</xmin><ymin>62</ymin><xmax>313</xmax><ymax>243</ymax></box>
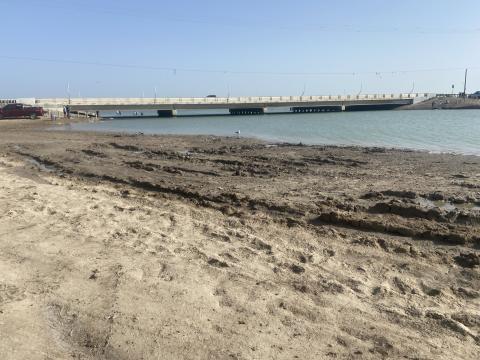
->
<box><xmin>0</xmin><ymin>119</ymin><xmax>479</xmax><ymax>359</ymax></box>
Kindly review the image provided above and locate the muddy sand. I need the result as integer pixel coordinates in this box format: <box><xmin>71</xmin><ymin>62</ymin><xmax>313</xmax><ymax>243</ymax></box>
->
<box><xmin>0</xmin><ymin>119</ymin><xmax>479</xmax><ymax>359</ymax></box>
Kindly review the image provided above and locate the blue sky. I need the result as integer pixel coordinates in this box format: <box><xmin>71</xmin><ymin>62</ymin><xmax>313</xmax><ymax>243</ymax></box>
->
<box><xmin>1</xmin><ymin>0</ymin><xmax>479</xmax><ymax>98</ymax></box>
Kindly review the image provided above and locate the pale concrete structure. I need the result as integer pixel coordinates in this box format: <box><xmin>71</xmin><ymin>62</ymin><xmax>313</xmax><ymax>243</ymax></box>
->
<box><xmin>1</xmin><ymin>93</ymin><xmax>434</xmax><ymax>117</ymax></box>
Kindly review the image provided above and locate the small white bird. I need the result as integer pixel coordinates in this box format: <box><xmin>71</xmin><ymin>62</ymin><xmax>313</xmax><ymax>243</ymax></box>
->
<box><xmin>234</xmin><ymin>130</ymin><xmax>241</xmax><ymax>138</ymax></box>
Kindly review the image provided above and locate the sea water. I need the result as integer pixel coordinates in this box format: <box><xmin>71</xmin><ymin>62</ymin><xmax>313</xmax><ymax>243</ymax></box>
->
<box><xmin>57</xmin><ymin>109</ymin><xmax>480</xmax><ymax>156</ymax></box>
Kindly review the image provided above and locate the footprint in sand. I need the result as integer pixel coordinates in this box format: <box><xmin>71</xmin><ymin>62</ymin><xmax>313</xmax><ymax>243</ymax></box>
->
<box><xmin>0</xmin><ymin>283</ymin><xmax>26</xmax><ymax>304</ymax></box>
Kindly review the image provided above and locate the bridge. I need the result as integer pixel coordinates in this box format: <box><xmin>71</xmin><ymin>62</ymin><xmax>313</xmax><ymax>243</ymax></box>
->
<box><xmin>18</xmin><ymin>93</ymin><xmax>432</xmax><ymax>117</ymax></box>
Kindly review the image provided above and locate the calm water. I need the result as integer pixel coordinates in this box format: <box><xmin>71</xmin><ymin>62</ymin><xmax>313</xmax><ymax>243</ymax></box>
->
<box><xmin>59</xmin><ymin>110</ymin><xmax>480</xmax><ymax>156</ymax></box>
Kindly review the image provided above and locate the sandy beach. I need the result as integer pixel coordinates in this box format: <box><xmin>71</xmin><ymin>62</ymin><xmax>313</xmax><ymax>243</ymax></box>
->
<box><xmin>0</xmin><ymin>119</ymin><xmax>479</xmax><ymax>359</ymax></box>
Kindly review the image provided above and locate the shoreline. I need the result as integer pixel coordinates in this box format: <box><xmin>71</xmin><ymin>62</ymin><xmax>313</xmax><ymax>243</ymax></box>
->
<box><xmin>0</xmin><ymin>119</ymin><xmax>479</xmax><ymax>359</ymax></box>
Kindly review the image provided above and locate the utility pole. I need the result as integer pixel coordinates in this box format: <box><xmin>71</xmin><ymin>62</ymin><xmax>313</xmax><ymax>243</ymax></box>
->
<box><xmin>463</xmin><ymin>68</ymin><xmax>468</xmax><ymax>99</ymax></box>
<box><xmin>357</xmin><ymin>82</ymin><xmax>363</xmax><ymax>96</ymax></box>
<box><xmin>409</xmin><ymin>81</ymin><xmax>415</xmax><ymax>94</ymax></box>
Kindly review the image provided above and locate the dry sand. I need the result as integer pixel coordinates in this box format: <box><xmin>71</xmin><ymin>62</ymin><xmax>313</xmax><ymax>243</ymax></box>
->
<box><xmin>0</xmin><ymin>119</ymin><xmax>479</xmax><ymax>359</ymax></box>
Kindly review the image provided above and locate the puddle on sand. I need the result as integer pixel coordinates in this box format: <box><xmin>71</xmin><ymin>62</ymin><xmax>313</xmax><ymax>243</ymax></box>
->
<box><xmin>416</xmin><ymin>198</ymin><xmax>480</xmax><ymax>212</ymax></box>
<box><xmin>455</xmin><ymin>202</ymin><xmax>480</xmax><ymax>211</ymax></box>
<box><xmin>26</xmin><ymin>158</ymin><xmax>55</xmax><ymax>173</ymax></box>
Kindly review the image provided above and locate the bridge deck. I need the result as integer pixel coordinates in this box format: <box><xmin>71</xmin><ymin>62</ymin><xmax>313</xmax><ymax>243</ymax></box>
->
<box><xmin>35</xmin><ymin>93</ymin><xmax>431</xmax><ymax>111</ymax></box>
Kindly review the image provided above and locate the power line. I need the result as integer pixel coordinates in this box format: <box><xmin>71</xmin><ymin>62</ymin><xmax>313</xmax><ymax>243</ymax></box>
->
<box><xmin>0</xmin><ymin>55</ymin><xmax>477</xmax><ymax>77</ymax></box>
<box><xmin>2</xmin><ymin>0</ymin><xmax>480</xmax><ymax>35</ymax></box>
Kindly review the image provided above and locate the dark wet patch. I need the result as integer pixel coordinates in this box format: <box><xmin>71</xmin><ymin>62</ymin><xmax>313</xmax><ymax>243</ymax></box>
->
<box><xmin>207</xmin><ymin>258</ymin><xmax>229</xmax><ymax>268</ymax></box>
<box><xmin>454</xmin><ymin>253</ymin><xmax>480</xmax><ymax>268</ymax></box>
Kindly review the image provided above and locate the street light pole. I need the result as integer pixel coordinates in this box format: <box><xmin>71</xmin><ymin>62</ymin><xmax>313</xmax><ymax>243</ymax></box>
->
<box><xmin>409</xmin><ymin>81</ymin><xmax>415</xmax><ymax>94</ymax></box>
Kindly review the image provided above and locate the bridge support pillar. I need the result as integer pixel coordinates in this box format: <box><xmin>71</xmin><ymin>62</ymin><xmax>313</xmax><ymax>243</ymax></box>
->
<box><xmin>228</xmin><ymin>108</ymin><xmax>265</xmax><ymax>115</ymax></box>
<box><xmin>291</xmin><ymin>106</ymin><xmax>343</xmax><ymax>113</ymax></box>
<box><xmin>345</xmin><ymin>104</ymin><xmax>404</xmax><ymax>111</ymax></box>
<box><xmin>229</xmin><ymin>108</ymin><xmax>265</xmax><ymax>115</ymax></box>
<box><xmin>157</xmin><ymin>110</ymin><xmax>177</xmax><ymax>117</ymax></box>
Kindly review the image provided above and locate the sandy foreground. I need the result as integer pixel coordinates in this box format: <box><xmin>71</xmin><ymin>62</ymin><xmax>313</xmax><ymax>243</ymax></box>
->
<box><xmin>0</xmin><ymin>119</ymin><xmax>479</xmax><ymax>359</ymax></box>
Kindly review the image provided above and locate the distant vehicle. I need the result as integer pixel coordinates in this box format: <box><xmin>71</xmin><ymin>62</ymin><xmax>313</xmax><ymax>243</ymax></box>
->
<box><xmin>0</xmin><ymin>103</ymin><xmax>45</xmax><ymax>119</ymax></box>
<box><xmin>206</xmin><ymin>95</ymin><xmax>217</xmax><ymax>98</ymax></box>
<box><xmin>469</xmin><ymin>91</ymin><xmax>480</xmax><ymax>99</ymax></box>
